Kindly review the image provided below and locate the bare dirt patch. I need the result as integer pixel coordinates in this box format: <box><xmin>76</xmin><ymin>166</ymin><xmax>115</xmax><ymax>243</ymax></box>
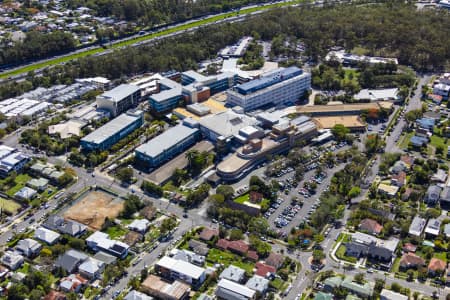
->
<box><xmin>64</xmin><ymin>190</ymin><xmax>124</xmax><ymax>230</ymax></box>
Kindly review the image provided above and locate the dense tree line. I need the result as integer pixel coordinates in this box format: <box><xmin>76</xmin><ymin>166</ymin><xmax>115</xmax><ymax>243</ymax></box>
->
<box><xmin>0</xmin><ymin>31</ymin><xmax>76</xmax><ymax>67</ymax></box>
<box><xmin>1</xmin><ymin>4</ymin><xmax>449</xmax><ymax>100</ymax></box>
<box><xmin>66</xmin><ymin>0</ymin><xmax>272</xmax><ymax>24</ymax></box>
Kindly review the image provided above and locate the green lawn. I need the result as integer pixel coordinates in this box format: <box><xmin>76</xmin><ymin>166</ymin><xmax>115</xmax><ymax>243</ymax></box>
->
<box><xmin>234</xmin><ymin>193</ymin><xmax>250</xmax><ymax>204</ymax></box>
<box><xmin>430</xmin><ymin>135</ymin><xmax>449</xmax><ymax>149</ymax></box>
<box><xmin>335</xmin><ymin>245</ymin><xmax>357</xmax><ymax>263</ymax></box>
<box><xmin>6</xmin><ymin>174</ymin><xmax>32</xmax><ymax>197</ymax></box>
<box><xmin>398</xmin><ymin>132</ymin><xmax>414</xmax><ymax>149</ymax></box>
<box><xmin>433</xmin><ymin>252</ymin><xmax>447</xmax><ymax>262</ymax></box>
<box><xmin>17</xmin><ymin>262</ymin><xmax>30</xmax><ymax>274</ymax></box>
<box><xmin>0</xmin><ymin>0</ymin><xmax>311</xmax><ymax>79</ymax></box>
<box><xmin>270</xmin><ymin>277</ymin><xmax>285</xmax><ymax>290</ymax></box>
<box><xmin>0</xmin><ymin>198</ymin><xmax>21</xmax><ymax>214</ymax></box>
<box><xmin>206</xmin><ymin>248</ymin><xmax>255</xmax><ymax>273</ymax></box>
<box><xmin>104</xmin><ymin>225</ymin><xmax>128</xmax><ymax>240</ymax></box>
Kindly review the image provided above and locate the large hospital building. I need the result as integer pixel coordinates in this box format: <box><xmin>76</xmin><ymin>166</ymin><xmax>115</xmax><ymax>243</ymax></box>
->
<box><xmin>226</xmin><ymin>66</ymin><xmax>311</xmax><ymax>112</ymax></box>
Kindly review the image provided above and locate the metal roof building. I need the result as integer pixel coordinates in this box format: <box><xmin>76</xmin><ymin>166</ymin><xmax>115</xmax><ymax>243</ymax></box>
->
<box><xmin>81</xmin><ymin>110</ymin><xmax>143</xmax><ymax>151</ymax></box>
<box><xmin>216</xmin><ymin>279</ymin><xmax>256</xmax><ymax>300</ymax></box>
<box><xmin>135</xmin><ymin>124</ymin><xmax>199</xmax><ymax>168</ymax></box>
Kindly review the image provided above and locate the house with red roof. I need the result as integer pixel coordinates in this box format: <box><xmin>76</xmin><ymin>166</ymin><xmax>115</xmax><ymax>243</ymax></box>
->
<box><xmin>199</xmin><ymin>227</ymin><xmax>219</xmax><ymax>241</ymax></box>
<box><xmin>402</xmin><ymin>243</ymin><xmax>417</xmax><ymax>253</ymax></box>
<box><xmin>428</xmin><ymin>258</ymin><xmax>447</xmax><ymax>276</ymax></box>
<box><xmin>216</xmin><ymin>239</ymin><xmax>249</xmax><ymax>255</ymax></box>
<box><xmin>246</xmin><ymin>250</ymin><xmax>259</xmax><ymax>262</ymax></box>
<box><xmin>359</xmin><ymin>218</ymin><xmax>383</xmax><ymax>236</ymax></box>
<box><xmin>265</xmin><ymin>252</ymin><xmax>284</xmax><ymax>270</ymax></box>
<box><xmin>255</xmin><ymin>262</ymin><xmax>276</xmax><ymax>278</ymax></box>
<box><xmin>391</xmin><ymin>171</ymin><xmax>407</xmax><ymax>187</ymax></box>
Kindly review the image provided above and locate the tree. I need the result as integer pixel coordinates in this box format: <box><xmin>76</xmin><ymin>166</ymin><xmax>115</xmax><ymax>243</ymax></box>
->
<box><xmin>354</xmin><ymin>273</ymin><xmax>365</xmax><ymax>284</ymax></box>
<box><xmin>216</xmin><ymin>185</ymin><xmax>235</xmax><ymax>201</ymax></box>
<box><xmin>172</xmin><ymin>168</ymin><xmax>188</xmax><ymax>186</ymax></box>
<box><xmin>229</xmin><ymin>229</ymin><xmax>244</xmax><ymax>241</ymax></box>
<box><xmin>312</xmin><ymin>249</ymin><xmax>325</xmax><ymax>264</ymax></box>
<box><xmin>331</xmin><ymin>124</ymin><xmax>350</xmax><ymax>142</ymax></box>
<box><xmin>347</xmin><ymin>186</ymin><xmax>361</xmax><ymax>199</ymax></box>
<box><xmin>141</xmin><ymin>180</ymin><xmax>163</xmax><ymax>197</ymax></box>
<box><xmin>248</xmin><ymin>217</ymin><xmax>269</xmax><ymax>235</ymax></box>
<box><xmin>7</xmin><ymin>283</ymin><xmax>29</xmax><ymax>300</ymax></box>
<box><xmin>116</xmin><ymin>167</ymin><xmax>134</xmax><ymax>183</ymax></box>
<box><xmin>121</xmin><ymin>194</ymin><xmax>144</xmax><ymax>218</ymax></box>
<box><xmin>160</xmin><ymin>217</ymin><xmax>177</xmax><ymax>235</ymax></box>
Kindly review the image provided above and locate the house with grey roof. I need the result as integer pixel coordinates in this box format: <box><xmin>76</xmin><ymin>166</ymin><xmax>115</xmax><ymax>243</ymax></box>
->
<box><xmin>444</xmin><ymin>223</ymin><xmax>450</xmax><ymax>238</ymax></box>
<box><xmin>93</xmin><ymin>251</ymin><xmax>117</xmax><ymax>265</ymax></box>
<box><xmin>341</xmin><ymin>277</ymin><xmax>374</xmax><ymax>298</ymax></box>
<box><xmin>409</xmin><ymin>216</ymin><xmax>426</xmax><ymax>237</ymax></box>
<box><xmin>34</xmin><ymin>227</ymin><xmax>60</xmax><ymax>245</ymax></box>
<box><xmin>323</xmin><ymin>276</ymin><xmax>343</xmax><ymax>293</ymax></box>
<box><xmin>380</xmin><ymin>289</ymin><xmax>408</xmax><ymax>300</ymax></box>
<box><xmin>124</xmin><ymin>290</ymin><xmax>154</xmax><ymax>300</ymax></box>
<box><xmin>43</xmin><ymin>215</ymin><xmax>87</xmax><ymax>237</ymax></box>
<box><xmin>425</xmin><ymin>185</ymin><xmax>442</xmax><ymax>204</ymax></box>
<box><xmin>0</xmin><ymin>251</ymin><xmax>24</xmax><ymax>270</ymax></box>
<box><xmin>216</xmin><ymin>279</ymin><xmax>256</xmax><ymax>300</ymax></box>
<box><xmin>245</xmin><ymin>275</ymin><xmax>269</xmax><ymax>294</ymax></box>
<box><xmin>425</xmin><ymin>218</ymin><xmax>441</xmax><ymax>237</ymax></box>
<box><xmin>219</xmin><ymin>265</ymin><xmax>246</xmax><ymax>283</ymax></box>
<box><xmin>14</xmin><ymin>186</ymin><xmax>37</xmax><ymax>201</ymax></box>
<box><xmin>27</xmin><ymin>178</ymin><xmax>49</xmax><ymax>191</ymax></box>
<box><xmin>55</xmin><ymin>250</ymin><xmax>88</xmax><ymax>273</ymax></box>
<box><xmin>128</xmin><ymin>219</ymin><xmax>150</xmax><ymax>234</ymax></box>
<box><xmin>78</xmin><ymin>257</ymin><xmax>105</xmax><ymax>279</ymax></box>
<box><xmin>15</xmin><ymin>238</ymin><xmax>42</xmax><ymax>258</ymax></box>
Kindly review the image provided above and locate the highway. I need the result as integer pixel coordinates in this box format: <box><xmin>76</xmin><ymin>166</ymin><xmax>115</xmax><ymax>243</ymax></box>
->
<box><xmin>0</xmin><ymin>0</ymin><xmax>325</xmax><ymax>81</ymax></box>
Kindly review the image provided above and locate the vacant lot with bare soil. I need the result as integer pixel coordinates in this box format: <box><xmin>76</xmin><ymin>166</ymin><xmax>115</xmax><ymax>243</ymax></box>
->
<box><xmin>64</xmin><ymin>190</ymin><xmax>124</xmax><ymax>230</ymax></box>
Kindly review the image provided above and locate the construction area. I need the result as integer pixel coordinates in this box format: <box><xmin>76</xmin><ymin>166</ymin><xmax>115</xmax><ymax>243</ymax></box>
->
<box><xmin>313</xmin><ymin>116</ymin><xmax>366</xmax><ymax>131</ymax></box>
<box><xmin>63</xmin><ymin>190</ymin><xmax>124</xmax><ymax>230</ymax></box>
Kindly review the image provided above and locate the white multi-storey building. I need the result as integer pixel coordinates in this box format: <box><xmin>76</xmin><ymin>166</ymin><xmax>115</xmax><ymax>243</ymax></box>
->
<box><xmin>226</xmin><ymin>66</ymin><xmax>311</xmax><ymax>112</ymax></box>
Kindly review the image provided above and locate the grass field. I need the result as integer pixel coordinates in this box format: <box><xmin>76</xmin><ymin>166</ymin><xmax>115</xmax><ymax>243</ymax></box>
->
<box><xmin>105</xmin><ymin>225</ymin><xmax>128</xmax><ymax>240</ymax></box>
<box><xmin>398</xmin><ymin>132</ymin><xmax>414</xmax><ymax>149</ymax></box>
<box><xmin>234</xmin><ymin>193</ymin><xmax>250</xmax><ymax>204</ymax></box>
<box><xmin>6</xmin><ymin>174</ymin><xmax>32</xmax><ymax>197</ymax></box>
<box><xmin>0</xmin><ymin>198</ymin><xmax>21</xmax><ymax>214</ymax></box>
<box><xmin>206</xmin><ymin>248</ymin><xmax>255</xmax><ymax>273</ymax></box>
<box><xmin>335</xmin><ymin>244</ymin><xmax>357</xmax><ymax>263</ymax></box>
<box><xmin>0</xmin><ymin>0</ymin><xmax>309</xmax><ymax>79</ymax></box>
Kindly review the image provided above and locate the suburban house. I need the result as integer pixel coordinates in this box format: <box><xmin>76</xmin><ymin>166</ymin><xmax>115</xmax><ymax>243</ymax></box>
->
<box><xmin>323</xmin><ymin>276</ymin><xmax>374</xmax><ymax>299</ymax></box>
<box><xmin>358</xmin><ymin>218</ymin><xmax>383</xmax><ymax>235</ymax></box>
<box><xmin>428</xmin><ymin>258</ymin><xmax>447</xmax><ymax>276</ymax></box>
<box><xmin>44</xmin><ymin>290</ymin><xmax>67</xmax><ymax>300</ymax></box>
<box><xmin>124</xmin><ymin>290</ymin><xmax>155</xmax><ymax>300</ymax></box>
<box><xmin>377</xmin><ymin>183</ymin><xmax>399</xmax><ymax>197</ymax></box>
<box><xmin>15</xmin><ymin>238</ymin><xmax>42</xmax><ymax>258</ymax></box>
<box><xmin>216</xmin><ymin>279</ymin><xmax>256</xmax><ymax>300</ymax></box>
<box><xmin>440</xmin><ymin>187</ymin><xmax>450</xmax><ymax>205</ymax></box>
<box><xmin>399</xmin><ymin>253</ymin><xmax>425</xmax><ymax>270</ymax></box>
<box><xmin>0</xmin><ymin>251</ymin><xmax>24</xmax><ymax>270</ymax></box>
<box><xmin>169</xmin><ymin>249</ymin><xmax>205</xmax><ymax>266</ymax></box>
<box><xmin>188</xmin><ymin>239</ymin><xmax>209</xmax><ymax>256</ymax></box>
<box><xmin>43</xmin><ymin>215</ymin><xmax>87</xmax><ymax>237</ymax></box>
<box><xmin>431</xmin><ymin>169</ymin><xmax>448</xmax><ymax>183</ymax></box>
<box><xmin>380</xmin><ymin>289</ymin><xmax>409</xmax><ymax>300</ymax></box>
<box><xmin>128</xmin><ymin>219</ymin><xmax>150</xmax><ymax>234</ymax></box>
<box><xmin>265</xmin><ymin>252</ymin><xmax>284</xmax><ymax>270</ymax></box>
<box><xmin>34</xmin><ymin>227</ymin><xmax>61</xmax><ymax>245</ymax></box>
<box><xmin>345</xmin><ymin>232</ymin><xmax>399</xmax><ymax>268</ymax></box>
<box><xmin>391</xmin><ymin>171</ymin><xmax>406</xmax><ymax>187</ymax></box>
<box><xmin>408</xmin><ymin>216</ymin><xmax>426</xmax><ymax>237</ymax></box>
<box><xmin>14</xmin><ymin>186</ymin><xmax>37</xmax><ymax>201</ymax></box>
<box><xmin>216</xmin><ymin>239</ymin><xmax>249</xmax><ymax>255</ymax></box>
<box><xmin>78</xmin><ymin>257</ymin><xmax>105</xmax><ymax>280</ymax></box>
<box><xmin>245</xmin><ymin>275</ymin><xmax>269</xmax><ymax>295</ymax></box>
<box><xmin>425</xmin><ymin>185</ymin><xmax>442</xmax><ymax>205</ymax></box>
<box><xmin>219</xmin><ymin>265</ymin><xmax>246</xmax><ymax>283</ymax></box>
<box><xmin>199</xmin><ymin>227</ymin><xmax>219</xmax><ymax>241</ymax></box>
<box><xmin>60</xmin><ymin>274</ymin><xmax>88</xmax><ymax>293</ymax></box>
<box><xmin>86</xmin><ymin>231</ymin><xmax>130</xmax><ymax>259</ymax></box>
<box><xmin>255</xmin><ymin>262</ymin><xmax>276</xmax><ymax>278</ymax></box>
<box><xmin>402</xmin><ymin>243</ymin><xmax>417</xmax><ymax>253</ymax></box>
<box><xmin>424</xmin><ymin>218</ymin><xmax>441</xmax><ymax>237</ymax></box>
<box><xmin>27</xmin><ymin>178</ymin><xmax>49</xmax><ymax>191</ymax></box>
<box><xmin>55</xmin><ymin>250</ymin><xmax>88</xmax><ymax>273</ymax></box>
<box><xmin>444</xmin><ymin>224</ymin><xmax>450</xmax><ymax>238</ymax></box>
<box><xmin>141</xmin><ymin>274</ymin><xmax>190</xmax><ymax>300</ymax></box>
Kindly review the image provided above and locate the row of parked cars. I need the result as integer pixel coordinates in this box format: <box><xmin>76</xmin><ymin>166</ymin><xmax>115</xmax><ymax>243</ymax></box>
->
<box><xmin>274</xmin><ymin>202</ymin><xmax>302</xmax><ymax>228</ymax></box>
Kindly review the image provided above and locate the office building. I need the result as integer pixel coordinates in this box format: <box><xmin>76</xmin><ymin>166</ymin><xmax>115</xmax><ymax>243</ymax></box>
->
<box><xmin>226</xmin><ymin>67</ymin><xmax>311</xmax><ymax>112</ymax></box>
<box><xmin>150</xmin><ymin>72</ymin><xmax>236</xmax><ymax>113</ymax></box>
<box><xmin>96</xmin><ymin>84</ymin><xmax>141</xmax><ymax>117</ymax></box>
<box><xmin>135</xmin><ymin>123</ymin><xmax>199</xmax><ymax>168</ymax></box>
<box><xmin>198</xmin><ymin>109</ymin><xmax>258</xmax><ymax>143</ymax></box>
<box><xmin>81</xmin><ymin>110</ymin><xmax>143</xmax><ymax>151</ymax></box>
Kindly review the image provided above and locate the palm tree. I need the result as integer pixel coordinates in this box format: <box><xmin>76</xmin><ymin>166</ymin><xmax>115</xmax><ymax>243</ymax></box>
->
<box><xmin>185</xmin><ymin>150</ymin><xmax>199</xmax><ymax>172</ymax></box>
